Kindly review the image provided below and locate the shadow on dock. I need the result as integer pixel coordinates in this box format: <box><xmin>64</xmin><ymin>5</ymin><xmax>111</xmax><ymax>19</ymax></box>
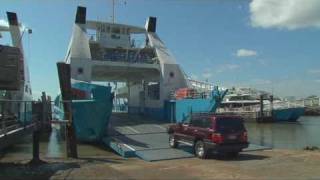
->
<box><xmin>0</xmin><ymin>161</ymin><xmax>80</xmax><ymax>179</ymax></box>
<box><xmin>208</xmin><ymin>153</ymin><xmax>269</xmax><ymax>161</ymax></box>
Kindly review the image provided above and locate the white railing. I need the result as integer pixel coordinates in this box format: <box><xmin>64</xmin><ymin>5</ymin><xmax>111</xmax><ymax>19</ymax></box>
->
<box><xmin>187</xmin><ymin>78</ymin><xmax>214</xmax><ymax>91</ymax></box>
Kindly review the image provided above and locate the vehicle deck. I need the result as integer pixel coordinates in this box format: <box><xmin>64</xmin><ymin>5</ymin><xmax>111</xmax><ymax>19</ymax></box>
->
<box><xmin>104</xmin><ymin>113</ymin><xmax>270</xmax><ymax>161</ymax></box>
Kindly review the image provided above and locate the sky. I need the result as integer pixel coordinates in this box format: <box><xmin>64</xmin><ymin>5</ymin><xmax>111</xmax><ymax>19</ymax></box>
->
<box><xmin>0</xmin><ymin>0</ymin><xmax>319</xmax><ymax>99</ymax></box>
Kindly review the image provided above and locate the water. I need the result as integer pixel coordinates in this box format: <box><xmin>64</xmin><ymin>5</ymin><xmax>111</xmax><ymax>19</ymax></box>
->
<box><xmin>3</xmin><ymin>116</ymin><xmax>320</xmax><ymax>159</ymax></box>
<box><xmin>246</xmin><ymin>116</ymin><xmax>320</xmax><ymax>149</ymax></box>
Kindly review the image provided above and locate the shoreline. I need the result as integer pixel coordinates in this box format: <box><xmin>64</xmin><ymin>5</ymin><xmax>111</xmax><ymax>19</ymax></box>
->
<box><xmin>1</xmin><ymin>148</ymin><xmax>320</xmax><ymax>179</ymax></box>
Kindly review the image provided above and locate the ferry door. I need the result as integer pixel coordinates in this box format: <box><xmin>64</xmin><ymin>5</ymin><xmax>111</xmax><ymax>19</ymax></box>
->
<box><xmin>139</xmin><ymin>91</ymin><xmax>145</xmax><ymax>114</ymax></box>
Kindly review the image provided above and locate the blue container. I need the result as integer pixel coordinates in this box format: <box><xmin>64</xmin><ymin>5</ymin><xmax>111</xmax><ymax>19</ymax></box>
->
<box><xmin>166</xmin><ymin>87</ymin><xmax>228</xmax><ymax>123</ymax></box>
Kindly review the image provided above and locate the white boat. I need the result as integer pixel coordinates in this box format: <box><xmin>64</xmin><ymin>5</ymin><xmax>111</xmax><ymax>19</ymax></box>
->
<box><xmin>0</xmin><ymin>12</ymin><xmax>32</xmax><ymax>125</ymax></box>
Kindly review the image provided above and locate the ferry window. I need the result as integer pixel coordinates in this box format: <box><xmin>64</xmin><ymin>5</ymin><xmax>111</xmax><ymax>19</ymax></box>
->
<box><xmin>111</xmin><ymin>34</ymin><xmax>121</xmax><ymax>39</ymax></box>
<box><xmin>78</xmin><ymin>68</ymin><xmax>83</xmax><ymax>74</ymax></box>
<box><xmin>112</xmin><ymin>27</ymin><xmax>120</xmax><ymax>34</ymax></box>
<box><xmin>169</xmin><ymin>72</ymin><xmax>175</xmax><ymax>78</ymax></box>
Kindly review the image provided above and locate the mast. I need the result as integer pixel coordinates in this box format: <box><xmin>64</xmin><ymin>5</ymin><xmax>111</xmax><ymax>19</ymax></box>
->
<box><xmin>112</xmin><ymin>0</ymin><xmax>115</xmax><ymax>23</ymax></box>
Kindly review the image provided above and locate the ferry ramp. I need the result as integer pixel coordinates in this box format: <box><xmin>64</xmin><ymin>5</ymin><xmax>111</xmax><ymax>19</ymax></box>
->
<box><xmin>103</xmin><ymin>113</ymin><xmax>194</xmax><ymax>161</ymax></box>
<box><xmin>103</xmin><ymin>113</ymin><xmax>270</xmax><ymax>162</ymax></box>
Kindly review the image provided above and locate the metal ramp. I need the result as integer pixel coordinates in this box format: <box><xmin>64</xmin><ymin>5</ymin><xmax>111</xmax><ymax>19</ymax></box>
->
<box><xmin>104</xmin><ymin>113</ymin><xmax>270</xmax><ymax>161</ymax></box>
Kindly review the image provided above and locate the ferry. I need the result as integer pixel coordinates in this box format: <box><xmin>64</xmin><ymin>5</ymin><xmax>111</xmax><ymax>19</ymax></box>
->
<box><xmin>57</xmin><ymin>6</ymin><xmax>227</xmax><ymax>142</ymax></box>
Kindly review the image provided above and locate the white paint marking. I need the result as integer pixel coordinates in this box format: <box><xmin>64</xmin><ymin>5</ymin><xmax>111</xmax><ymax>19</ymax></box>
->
<box><xmin>125</xmin><ymin>126</ymin><xmax>140</xmax><ymax>134</ymax></box>
<box><xmin>122</xmin><ymin>143</ymin><xmax>136</xmax><ymax>151</ymax></box>
<box><xmin>154</xmin><ymin>125</ymin><xmax>167</xmax><ymax>131</ymax></box>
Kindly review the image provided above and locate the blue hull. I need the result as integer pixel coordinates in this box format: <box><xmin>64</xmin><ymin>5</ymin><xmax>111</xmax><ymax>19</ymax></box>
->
<box><xmin>273</xmin><ymin>107</ymin><xmax>305</xmax><ymax>122</ymax></box>
<box><xmin>71</xmin><ymin>82</ymin><xmax>113</xmax><ymax>142</ymax></box>
<box><xmin>54</xmin><ymin>82</ymin><xmax>113</xmax><ymax>142</ymax></box>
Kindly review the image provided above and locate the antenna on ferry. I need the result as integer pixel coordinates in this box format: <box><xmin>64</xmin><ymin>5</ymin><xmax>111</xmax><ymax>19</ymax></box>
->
<box><xmin>111</xmin><ymin>0</ymin><xmax>127</xmax><ymax>23</ymax></box>
<box><xmin>112</xmin><ymin>0</ymin><xmax>115</xmax><ymax>23</ymax></box>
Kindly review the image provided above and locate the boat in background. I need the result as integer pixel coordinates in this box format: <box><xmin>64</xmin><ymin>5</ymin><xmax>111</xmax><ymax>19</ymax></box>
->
<box><xmin>0</xmin><ymin>12</ymin><xmax>33</xmax><ymax>125</ymax></box>
<box><xmin>217</xmin><ymin>87</ymin><xmax>305</xmax><ymax>122</ymax></box>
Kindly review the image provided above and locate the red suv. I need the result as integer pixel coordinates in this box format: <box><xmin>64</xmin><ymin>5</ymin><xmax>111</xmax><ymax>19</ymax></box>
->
<box><xmin>167</xmin><ymin>114</ymin><xmax>249</xmax><ymax>159</ymax></box>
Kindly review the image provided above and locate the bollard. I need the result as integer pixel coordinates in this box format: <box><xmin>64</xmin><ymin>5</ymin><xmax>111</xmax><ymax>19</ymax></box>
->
<box><xmin>32</xmin><ymin>130</ymin><xmax>40</xmax><ymax>161</ymax></box>
<box><xmin>258</xmin><ymin>95</ymin><xmax>264</xmax><ymax>123</ymax></box>
<box><xmin>29</xmin><ymin>128</ymin><xmax>45</xmax><ymax>165</ymax></box>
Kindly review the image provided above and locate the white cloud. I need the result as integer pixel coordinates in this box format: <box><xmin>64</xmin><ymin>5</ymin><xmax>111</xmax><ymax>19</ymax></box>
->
<box><xmin>252</xmin><ymin>79</ymin><xmax>272</xmax><ymax>85</ymax></box>
<box><xmin>202</xmin><ymin>72</ymin><xmax>212</xmax><ymax>79</ymax></box>
<box><xmin>236</xmin><ymin>49</ymin><xmax>257</xmax><ymax>57</ymax></box>
<box><xmin>216</xmin><ymin>64</ymin><xmax>240</xmax><ymax>73</ymax></box>
<box><xmin>308</xmin><ymin>69</ymin><xmax>320</xmax><ymax>74</ymax></box>
<box><xmin>314</xmin><ymin>79</ymin><xmax>320</xmax><ymax>83</ymax></box>
<box><xmin>250</xmin><ymin>0</ymin><xmax>320</xmax><ymax>30</ymax></box>
<box><xmin>0</xmin><ymin>19</ymin><xmax>9</xmax><ymax>28</ymax></box>
<box><xmin>190</xmin><ymin>74</ymin><xmax>199</xmax><ymax>80</ymax></box>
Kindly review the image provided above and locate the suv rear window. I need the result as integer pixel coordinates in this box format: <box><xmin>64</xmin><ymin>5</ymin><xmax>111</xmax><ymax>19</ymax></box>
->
<box><xmin>216</xmin><ymin>118</ymin><xmax>245</xmax><ymax>133</ymax></box>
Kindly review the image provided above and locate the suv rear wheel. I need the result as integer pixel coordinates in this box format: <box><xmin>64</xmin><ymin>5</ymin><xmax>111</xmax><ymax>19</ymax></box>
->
<box><xmin>195</xmin><ymin>141</ymin><xmax>207</xmax><ymax>159</ymax></box>
<box><xmin>169</xmin><ymin>134</ymin><xmax>178</xmax><ymax>148</ymax></box>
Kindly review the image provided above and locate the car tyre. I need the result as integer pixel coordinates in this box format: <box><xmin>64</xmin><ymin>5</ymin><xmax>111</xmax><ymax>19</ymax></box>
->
<box><xmin>195</xmin><ymin>140</ymin><xmax>207</xmax><ymax>159</ymax></box>
<box><xmin>169</xmin><ymin>134</ymin><xmax>178</xmax><ymax>148</ymax></box>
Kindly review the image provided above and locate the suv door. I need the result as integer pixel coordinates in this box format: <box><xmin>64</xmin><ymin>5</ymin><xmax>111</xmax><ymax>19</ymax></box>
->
<box><xmin>191</xmin><ymin>117</ymin><xmax>213</xmax><ymax>142</ymax></box>
<box><xmin>176</xmin><ymin>116</ymin><xmax>201</xmax><ymax>145</ymax></box>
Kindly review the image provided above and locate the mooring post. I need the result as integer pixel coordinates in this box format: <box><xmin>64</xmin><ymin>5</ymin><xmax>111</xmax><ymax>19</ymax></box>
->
<box><xmin>259</xmin><ymin>94</ymin><xmax>264</xmax><ymax>122</ymax></box>
<box><xmin>31</xmin><ymin>129</ymin><xmax>40</xmax><ymax>163</ymax></box>
<box><xmin>57</xmin><ymin>62</ymin><xmax>78</xmax><ymax>158</ymax></box>
<box><xmin>41</xmin><ymin>92</ymin><xmax>47</xmax><ymax>128</ymax></box>
<box><xmin>270</xmin><ymin>95</ymin><xmax>274</xmax><ymax>121</ymax></box>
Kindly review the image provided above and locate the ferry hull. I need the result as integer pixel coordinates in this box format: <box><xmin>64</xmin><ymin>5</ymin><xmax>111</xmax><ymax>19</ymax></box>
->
<box><xmin>71</xmin><ymin>82</ymin><xmax>113</xmax><ymax>142</ymax></box>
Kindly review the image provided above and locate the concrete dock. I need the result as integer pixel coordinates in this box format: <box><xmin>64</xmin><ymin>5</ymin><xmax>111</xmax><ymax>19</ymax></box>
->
<box><xmin>1</xmin><ymin>144</ymin><xmax>320</xmax><ymax>179</ymax></box>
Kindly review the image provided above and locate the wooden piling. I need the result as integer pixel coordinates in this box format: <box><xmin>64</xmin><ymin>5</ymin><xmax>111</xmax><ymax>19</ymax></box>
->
<box><xmin>258</xmin><ymin>94</ymin><xmax>264</xmax><ymax>123</ymax></box>
<box><xmin>57</xmin><ymin>62</ymin><xmax>78</xmax><ymax>158</ymax></box>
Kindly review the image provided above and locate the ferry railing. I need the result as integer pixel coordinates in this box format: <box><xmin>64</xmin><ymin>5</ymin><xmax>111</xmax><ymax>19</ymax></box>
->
<box><xmin>187</xmin><ymin>78</ymin><xmax>214</xmax><ymax>91</ymax></box>
<box><xmin>89</xmin><ymin>43</ymin><xmax>159</xmax><ymax>65</ymax></box>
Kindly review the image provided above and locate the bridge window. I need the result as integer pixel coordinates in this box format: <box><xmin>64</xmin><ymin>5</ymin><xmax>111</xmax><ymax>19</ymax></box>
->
<box><xmin>147</xmin><ymin>82</ymin><xmax>160</xmax><ymax>100</ymax></box>
<box><xmin>112</xmin><ymin>27</ymin><xmax>120</xmax><ymax>34</ymax></box>
<box><xmin>77</xmin><ymin>67</ymin><xmax>84</xmax><ymax>74</ymax></box>
<box><xmin>111</xmin><ymin>34</ymin><xmax>121</xmax><ymax>39</ymax></box>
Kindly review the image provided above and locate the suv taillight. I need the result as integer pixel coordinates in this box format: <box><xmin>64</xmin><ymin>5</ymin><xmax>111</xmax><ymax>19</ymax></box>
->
<box><xmin>241</xmin><ymin>131</ymin><xmax>248</xmax><ymax>142</ymax></box>
<box><xmin>211</xmin><ymin>133</ymin><xmax>224</xmax><ymax>144</ymax></box>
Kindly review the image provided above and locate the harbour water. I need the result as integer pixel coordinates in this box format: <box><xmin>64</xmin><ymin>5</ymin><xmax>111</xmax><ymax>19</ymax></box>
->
<box><xmin>2</xmin><ymin>116</ymin><xmax>320</xmax><ymax>159</ymax></box>
<box><xmin>246</xmin><ymin>116</ymin><xmax>320</xmax><ymax>149</ymax></box>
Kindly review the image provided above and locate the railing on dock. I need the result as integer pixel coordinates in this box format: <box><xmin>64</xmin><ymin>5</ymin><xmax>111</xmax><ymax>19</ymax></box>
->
<box><xmin>0</xmin><ymin>99</ymin><xmax>36</xmax><ymax>136</ymax></box>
